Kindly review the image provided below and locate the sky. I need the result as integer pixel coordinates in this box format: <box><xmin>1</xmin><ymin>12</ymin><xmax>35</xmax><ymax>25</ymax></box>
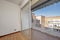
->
<box><xmin>33</xmin><ymin>2</ymin><xmax>60</xmax><ymax>17</ymax></box>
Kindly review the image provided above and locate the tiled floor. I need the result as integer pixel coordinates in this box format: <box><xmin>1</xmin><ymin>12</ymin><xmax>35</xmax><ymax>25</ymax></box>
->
<box><xmin>32</xmin><ymin>27</ymin><xmax>60</xmax><ymax>37</ymax></box>
<box><xmin>32</xmin><ymin>29</ymin><xmax>60</xmax><ymax>40</ymax></box>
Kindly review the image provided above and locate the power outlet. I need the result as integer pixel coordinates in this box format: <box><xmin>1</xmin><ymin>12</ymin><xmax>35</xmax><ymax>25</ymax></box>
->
<box><xmin>14</xmin><ymin>29</ymin><xmax>16</xmax><ymax>31</ymax></box>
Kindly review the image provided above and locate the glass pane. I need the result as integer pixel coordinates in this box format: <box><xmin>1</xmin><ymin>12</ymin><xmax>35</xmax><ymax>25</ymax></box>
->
<box><xmin>32</xmin><ymin>2</ymin><xmax>60</xmax><ymax>40</ymax></box>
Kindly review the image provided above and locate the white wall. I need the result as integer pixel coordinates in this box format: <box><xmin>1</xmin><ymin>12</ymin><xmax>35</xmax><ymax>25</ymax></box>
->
<box><xmin>0</xmin><ymin>0</ymin><xmax>21</xmax><ymax>36</ymax></box>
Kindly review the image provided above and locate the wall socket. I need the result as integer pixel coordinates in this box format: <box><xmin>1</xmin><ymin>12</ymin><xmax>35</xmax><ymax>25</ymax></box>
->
<box><xmin>14</xmin><ymin>29</ymin><xmax>16</xmax><ymax>31</ymax></box>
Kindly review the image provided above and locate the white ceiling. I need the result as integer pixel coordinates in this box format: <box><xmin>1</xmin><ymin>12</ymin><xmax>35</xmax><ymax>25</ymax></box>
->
<box><xmin>31</xmin><ymin>0</ymin><xmax>39</xmax><ymax>5</ymax></box>
<box><xmin>4</xmin><ymin>0</ymin><xmax>22</xmax><ymax>5</ymax></box>
<box><xmin>3</xmin><ymin>0</ymin><xmax>40</xmax><ymax>6</ymax></box>
<box><xmin>2</xmin><ymin>0</ymin><xmax>40</xmax><ymax>6</ymax></box>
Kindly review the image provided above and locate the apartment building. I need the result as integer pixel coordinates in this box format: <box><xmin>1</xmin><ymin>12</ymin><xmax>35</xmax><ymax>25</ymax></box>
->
<box><xmin>45</xmin><ymin>16</ymin><xmax>60</xmax><ymax>29</ymax></box>
<box><xmin>36</xmin><ymin>16</ymin><xmax>60</xmax><ymax>29</ymax></box>
<box><xmin>36</xmin><ymin>16</ymin><xmax>45</xmax><ymax>27</ymax></box>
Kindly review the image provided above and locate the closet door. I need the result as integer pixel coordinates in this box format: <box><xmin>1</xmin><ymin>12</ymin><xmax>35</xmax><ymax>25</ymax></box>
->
<box><xmin>21</xmin><ymin>1</ymin><xmax>31</xmax><ymax>40</ymax></box>
<box><xmin>21</xmin><ymin>2</ymin><xmax>30</xmax><ymax>30</ymax></box>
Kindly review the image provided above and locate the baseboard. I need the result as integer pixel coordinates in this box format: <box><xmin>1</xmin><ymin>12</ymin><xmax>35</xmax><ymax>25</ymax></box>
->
<box><xmin>0</xmin><ymin>31</ymin><xmax>21</xmax><ymax>38</ymax></box>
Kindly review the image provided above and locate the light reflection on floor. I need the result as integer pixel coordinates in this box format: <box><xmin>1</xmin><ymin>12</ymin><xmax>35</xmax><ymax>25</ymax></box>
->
<box><xmin>22</xmin><ymin>28</ymin><xmax>60</xmax><ymax>40</ymax></box>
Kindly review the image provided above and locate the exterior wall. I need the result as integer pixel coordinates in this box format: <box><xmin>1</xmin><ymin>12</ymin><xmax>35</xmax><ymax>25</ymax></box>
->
<box><xmin>32</xmin><ymin>13</ymin><xmax>36</xmax><ymax>21</ymax></box>
<box><xmin>45</xmin><ymin>17</ymin><xmax>48</xmax><ymax>27</ymax></box>
<box><xmin>32</xmin><ymin>13</ymin><xmax>36</xmax><ymax>27</ymax></box>
<box><xmin>36</xmin><ymin>16</ymin><xmax>45</xmax><ymax>27</ymax></box>
<box><xmin>36</xmin><ymin>16</ymin><xmax>41</xmax><ymax>24</ymax></box>
<box><xmin>45</xmin><ymin>16</ymin><xmax>60</xmax><ymax>28</ymax></box>
<box><xmin>36</xmin><ymin>16</ymin><xmax>60</xmax><ymax>28</ymax></box>
<box><xmin>41</xmin><ymin>16</ymin><xmax>45</xmax><ymax>27</ymax></box>
<box><xmin>0</xmin><ymin>0</ymin><xmax>21</xmax><ymax>36</ymax></box>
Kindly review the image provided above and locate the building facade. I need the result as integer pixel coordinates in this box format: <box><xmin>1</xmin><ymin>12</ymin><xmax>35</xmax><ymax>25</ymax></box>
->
<box><xmin>36</xmin><ymin>16</ymin><xmax>60</xmax><ymax>29</ymax></box>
